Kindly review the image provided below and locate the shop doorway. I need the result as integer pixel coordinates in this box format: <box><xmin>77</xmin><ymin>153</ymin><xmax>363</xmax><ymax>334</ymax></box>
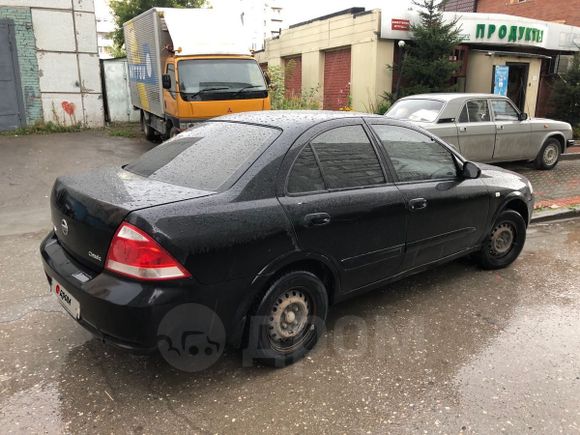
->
<box><xmin>506</xmin><ymin>62</ymin><xmax>529</xmax><ymax>112</ymax></box>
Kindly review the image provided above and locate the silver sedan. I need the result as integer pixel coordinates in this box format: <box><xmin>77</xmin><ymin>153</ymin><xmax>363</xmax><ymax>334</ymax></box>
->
<box><xmin>385</xmin><ymin>93</ymin><xmax>574</xmax><ymax>170</ymax></box>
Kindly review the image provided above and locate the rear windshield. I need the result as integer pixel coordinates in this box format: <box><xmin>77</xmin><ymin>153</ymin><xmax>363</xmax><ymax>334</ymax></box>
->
<box><xmin>385</xmin><ymin>99</ymin><xmax>444</xmax><ymax>122</ymax></box>
<box><xmin>125</xmin><ymin>122</ymin><xmax>279</xmax><ymax>191</ymax></box>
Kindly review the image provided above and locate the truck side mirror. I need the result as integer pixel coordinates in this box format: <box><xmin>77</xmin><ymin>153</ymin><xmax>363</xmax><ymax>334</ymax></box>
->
<box><xmin>518</xmin><ymin>112</ymin><xmax>528</xmax><ymax>121</ymax></box>
<box><xmin>162</xmin><ymin>74</ymin><xmax>171</xmax><ymax>90</ymax></box>
<box><xmin>264</xmin><ymin>73</ymin><xmax>271</xmax><ymax>87</ymax></box>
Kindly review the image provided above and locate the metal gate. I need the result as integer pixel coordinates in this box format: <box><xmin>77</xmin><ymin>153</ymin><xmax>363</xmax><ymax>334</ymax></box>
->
<box><xmin>101</xmin><ymin>58</ymin><xmax>140</xmax><ymax>123</ymax></box>
<box><xmin>0</xmin><ymin>19</ymin><xmax>25</xmax><ymax>131</ymax></box>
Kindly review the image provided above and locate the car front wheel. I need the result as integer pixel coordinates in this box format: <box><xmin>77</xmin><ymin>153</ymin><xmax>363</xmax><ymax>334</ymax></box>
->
<box><xmin>247</xmin><ymin>271</ymin><xmax>328</xmax><ymax>367</ymax></box>
<box><xmin>477</xmin><ymin>210</ymin><xmax>527</xmax><ymax>270</ymax></box>
<box><xmin>534</xmin><ymin>138</ymin><xmax>561</xmax><ymax>170</ymax></box>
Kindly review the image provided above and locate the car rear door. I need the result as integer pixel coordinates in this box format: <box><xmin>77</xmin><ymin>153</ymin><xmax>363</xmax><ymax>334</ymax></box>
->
<box><xmin>455</xmin><ymin>99</ymin><xmax>496</xmax><ymax>162</ymax></box>
<box><xmin>368</xmin><ymin>121</ymin><xmax>490</xmax><ymax>270</ymax></box>
<box><xmin>490</xmin><ymin>98</ymin><xmax>532</xmax><ymax>161</ymax></box>
<box><xmin>277</xmin><ymin>119</ymin><xmax>407</xmax><ymax>293</ymax></box>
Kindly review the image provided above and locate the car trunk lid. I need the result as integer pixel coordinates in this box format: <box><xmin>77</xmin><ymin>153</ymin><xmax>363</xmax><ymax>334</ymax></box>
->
<box><xmin>51</xmin><ymin>167</ymin><xmax>212</xmax><ymax>272</ymax></box>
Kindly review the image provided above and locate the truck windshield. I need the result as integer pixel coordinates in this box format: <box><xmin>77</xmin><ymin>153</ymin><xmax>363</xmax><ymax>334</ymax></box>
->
<box><xmin>178</xmin><ymin>59</ymin><xmax>267</xmax><ymax>100</ymax></box>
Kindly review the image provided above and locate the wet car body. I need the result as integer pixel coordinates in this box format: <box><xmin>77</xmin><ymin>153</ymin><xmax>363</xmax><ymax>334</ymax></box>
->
<box><xmin>40</xmin><ymin>111</ymin><xmax>534</xmax><ymax>356</ymax></box>
<box><xmin>385</xmin><ymin>93</ymin><xmax>574</xmax><ymax>169</ymax></box>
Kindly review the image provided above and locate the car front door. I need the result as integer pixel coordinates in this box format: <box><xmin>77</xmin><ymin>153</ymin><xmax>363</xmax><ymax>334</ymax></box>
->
<box><xmin>278</xmin><ymin>120</ymin><xmax>407</xmax><ymax>293</ymax></box>
<box><xmin>369</xmin><ymin>122</ymin><xmax>490</xmax><ymax>270</ymax></box>
<box><xmin>455</xmin><ymin>99</ymin><xmax>496</xmax><ymax>162</ymax></box>
<box><xmin>490</xmin><ymin>98</ymin><xmax>532</xmax><ymax>162</ymax></box>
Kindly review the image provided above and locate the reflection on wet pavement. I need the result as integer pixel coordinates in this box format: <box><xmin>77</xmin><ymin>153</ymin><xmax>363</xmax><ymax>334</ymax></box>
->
<box><xmin>0</xmin><ymin>219</ymin><xmax>579</xmax><ymax>433</ymax></box>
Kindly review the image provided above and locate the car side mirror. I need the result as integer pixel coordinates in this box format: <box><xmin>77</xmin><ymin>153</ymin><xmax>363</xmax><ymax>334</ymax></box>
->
<box><xmin>518</xmin><ymin>112</ymin><xmax>528</xmax><ymax>121</ymax></box>
<box><xmin>162</xmin><ymin>74</ymin><xmax>171</xmax><ymax>90</ymax></box>
<box><xmin>462</xmin><ymin>161</ymin><xmax>481</xmax><ymax>179</ymax></box>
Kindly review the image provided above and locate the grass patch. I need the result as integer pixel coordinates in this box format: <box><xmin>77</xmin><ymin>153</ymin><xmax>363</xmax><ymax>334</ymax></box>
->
<box><xmin>0</xmin><ymin>121</ymin><xmax>82</xmax><ymax>136</ymax></box>
<box><xmin>106</xmin><ymin>122</ymin><xmax>140</xmax><ymax>138</ymax></box>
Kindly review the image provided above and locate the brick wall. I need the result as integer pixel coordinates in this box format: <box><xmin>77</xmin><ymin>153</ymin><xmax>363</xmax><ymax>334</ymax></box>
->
<box><xmin>0</xmin><ymin>7</ymin><xmax>42</xmax><ymax>125</ymax></box>
<box><xmin>284</xmin><ymin>55</ymin><xmax>302</xmax><ymax>98</ymax></box>
<box><xmin>444</xmin><ymin>0</ymin><xmax>477</xmax><ymax>12</ymax></box>
<box><xmin>476</xmin><ymin>0</ymin><xmax>580</xmax><ymax>27</ymax></box>
<box><xmin>323</xmin><ymin>47</ymin><xmax>351</xmax><ymax>110</ymax></box>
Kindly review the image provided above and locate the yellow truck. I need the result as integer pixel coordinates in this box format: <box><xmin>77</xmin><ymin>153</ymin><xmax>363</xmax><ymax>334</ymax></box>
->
<box><xmin>124</xmin><ymin>8</ymin><xmax>270</xmax><ymax>140</ymax></box>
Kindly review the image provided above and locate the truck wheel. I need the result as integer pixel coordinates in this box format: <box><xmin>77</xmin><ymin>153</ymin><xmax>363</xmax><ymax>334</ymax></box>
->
<box><xmin>534</xmin><ymin>138</ymin><xmax>560</xmax><ymax>170</ymax></box>
<box><xmin>140</xmin><ymin>110</ymin><xmax>157</xmax><ymax>141</ymax></box>
<box><xmin>246</xmin><ymin>271</ymin><xmax>328</xmax><ymax>368</ymax></box>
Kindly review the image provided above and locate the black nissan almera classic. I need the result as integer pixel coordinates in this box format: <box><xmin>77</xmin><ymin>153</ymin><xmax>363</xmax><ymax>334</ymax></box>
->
<box><xmin>41</xmin><ymin>111</ymin><xmax>534</xmax><ymax>367</ymax></box>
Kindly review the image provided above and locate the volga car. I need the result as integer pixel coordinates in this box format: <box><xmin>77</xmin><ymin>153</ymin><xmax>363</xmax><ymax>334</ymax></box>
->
<box><xmin>41</xmin><ymin>111</ymin><xmax>533</xmax><ymax>367</ymax></box>
<box><xmin>385</xmin><ymin>93</ymin><xmax>574</xmax><ymax>170</ymax></box>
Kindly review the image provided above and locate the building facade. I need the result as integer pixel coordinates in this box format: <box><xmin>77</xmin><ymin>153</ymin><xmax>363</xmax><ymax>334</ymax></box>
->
<box><xmin>445</xmin><ymin>0</ymin><xmax>580</xmax><ymax>27</ymax></box>
<box><xmin>0</xmin><ymin>0</ymin><xmax>103</xmax><ymax>131</ymax></box>
<box><xmin>256</xmin><ymin>7</ymin><xmax>580</xmax><ymax>116</ymax></box>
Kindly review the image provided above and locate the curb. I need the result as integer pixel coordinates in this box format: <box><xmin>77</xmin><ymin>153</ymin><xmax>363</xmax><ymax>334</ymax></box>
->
<box><xmin>531</xmin><ymin>207</ymin><xmax>580</xmax><ymax>223</ymax></box>
<box><xmin>561</xmin><ymin>152</ymin><xmax>580</xmax><ymax>161</ymax></box>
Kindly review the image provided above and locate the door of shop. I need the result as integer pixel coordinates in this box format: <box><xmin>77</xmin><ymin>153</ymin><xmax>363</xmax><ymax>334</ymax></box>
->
<box><xmin>506</xmin><ymin>63</ymin><xmax>529</xmax><ymax>112</ymax></box>
<box><xmin>0</xmin><ymin>20</ymin><xmax>24</xmax><ymax>131</ymax></box>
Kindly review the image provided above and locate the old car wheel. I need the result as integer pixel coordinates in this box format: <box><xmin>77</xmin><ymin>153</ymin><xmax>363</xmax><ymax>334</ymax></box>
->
<box><xmin>140</xmin><ymin>110</ymin><xmax>157</xmax><ymax>141</ymax></box>
<box><xmin>534</xmin><ymin>138</ymin><xmax>561</xmax><ymax>170</ymax></box>
<box><xmin>477</xmin><ymin>210</ymin><xmax>526</xmax><ymax>270</ymax></box>
<box><xmin>248</xmin><ymin>271</ymin><xmax>328</xmax><ymax>367</ymax></box>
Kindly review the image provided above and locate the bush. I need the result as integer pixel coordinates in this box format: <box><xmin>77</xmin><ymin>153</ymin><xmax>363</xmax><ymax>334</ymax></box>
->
<box><xmin>549</xmin><ymin>54</ymin><xmax>580</xmax><ymax>126</ymax></box>
<box><xmin>266</xmin><ymin>65</ymin><xmax>321</xmax><ymax>110</ymax></box>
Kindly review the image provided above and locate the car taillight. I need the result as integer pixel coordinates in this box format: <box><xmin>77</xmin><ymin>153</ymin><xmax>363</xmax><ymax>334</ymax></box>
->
<box><xmin>105</xmin><ymin>222</ymin><xmax>191</xmax><ymax>281</ymax></box>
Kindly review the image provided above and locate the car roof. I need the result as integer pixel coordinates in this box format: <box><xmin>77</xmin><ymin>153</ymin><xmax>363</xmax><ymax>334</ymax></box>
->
<box><xmin>212</xmin><ymin>110</ymin><xmax>383</xmax><ymax>129</ymax></box>
<box><xmin>398</xmin><ymin>93</ymin><xmax>508</xmax><ymax>102</ymax></box>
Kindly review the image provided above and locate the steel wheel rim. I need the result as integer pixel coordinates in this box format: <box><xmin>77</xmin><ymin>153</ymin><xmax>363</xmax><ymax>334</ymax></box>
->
<box><xmin>543</xmin><ymin>144</ymin><xmax>558</xmax><ymax>166</ymax></box>
<box><xmin>489</xmin><ymin>222</ymin><xmax>516</xmax><ymax>257</ymax></box>
<box><xmin>267</xmin><ymin>289</ymin><xmax>312</xmax><ymax>351</ymax></box>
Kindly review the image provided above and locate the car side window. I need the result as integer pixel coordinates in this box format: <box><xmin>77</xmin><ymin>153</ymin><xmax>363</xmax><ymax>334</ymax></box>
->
<box><xmin>372</xmin><ymin>125</ymin><xmax>458</xmax><ymax>182</ymax></box>
<box><xmin>167</xmin><ymin>64</ymin><xmax>176</xmax><ymax>98</ymax></box>
<box><xmin>310</xmin><ymin>125</ymin><xmax>385</xmax><ymax>190</ymax></box>
<box><xmin>460</xmin><ymin>99</ymin><xmax>490</xmax><ymax>123</ymax></box>
<box><xmin>491</xmin><ymin>99</ymin><xmax>519</xmax><ymax>121</ymax></box>
<box><xmin>287</xmin><ymin>144</ymin><xmax>326</xmax><ymax>194</ymax></box>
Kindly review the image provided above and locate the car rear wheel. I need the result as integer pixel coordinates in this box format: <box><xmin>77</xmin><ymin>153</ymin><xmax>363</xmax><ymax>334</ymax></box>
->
<box><xmin>247</xmin><ymin>271</ymin><xmax>328</xmax><ymax>367</ymax></box>
<box><xmin>140</xmin><ymin>110</ymin><xmax>157</xmax><ymax>141</ymax></box>
<box><xmin>476</xmin><ymin>210</ymin><xmax>526</xmax><ymax>270</ymax></box>
<box><xmin>534</xmin><ymin>138</ymin><xmax>561</xmax><ymax>170</ymax></box>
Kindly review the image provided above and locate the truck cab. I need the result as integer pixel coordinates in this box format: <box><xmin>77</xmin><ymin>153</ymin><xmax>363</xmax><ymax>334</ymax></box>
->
<box><xmin>125</xmin><ymin>8</ymin><xmax>270</xmax><ymax>140</ymax></box>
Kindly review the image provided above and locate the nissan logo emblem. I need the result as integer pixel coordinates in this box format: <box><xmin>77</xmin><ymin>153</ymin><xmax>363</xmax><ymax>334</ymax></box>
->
<box><xmin>61</xmin><ymin>218</ymin><xmax>69</xmax><ymax>236</ymax></box>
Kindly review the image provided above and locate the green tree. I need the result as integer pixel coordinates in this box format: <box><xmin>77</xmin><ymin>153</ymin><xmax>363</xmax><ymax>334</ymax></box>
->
<box><xmin>549</xmin><ymin>54</ymin><xmax>580</xmax><ymax>128</ymax></box>
<box><xmin>109</xmin><ymin>0</ymin><xmax>206</xmax><ymax>55</ymax></box>
<box><xmin>391</xmin><ymin>0</ymin><xmax>462</xmax><ymax>100</ymax></box>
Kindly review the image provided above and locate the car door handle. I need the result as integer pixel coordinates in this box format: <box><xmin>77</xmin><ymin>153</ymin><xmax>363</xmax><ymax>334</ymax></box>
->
<box><xmin>497</xmin><ymin>124</ymin><xmax>504</xmax><ymax>130</ymax></box>
<box><xmin>408</xmin><ymin>198</ymin><xmax>428</xmax><ymax>211</ymax></box>
<box><xmin>304</xmin><ymin>212</ymin><xmax>331</xmax><ymax>227</ymax></box>
<box><xmin>459</xmin><ymin>126</ymin><xmax>467</xmax><ymax>132</ymax></box>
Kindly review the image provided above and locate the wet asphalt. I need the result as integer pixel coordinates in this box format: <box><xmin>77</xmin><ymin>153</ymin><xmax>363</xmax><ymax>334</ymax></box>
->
<box><xmin>1</xmin><ymin>132</ymin><xmax>579</xmax><ymax>434</ymax></box>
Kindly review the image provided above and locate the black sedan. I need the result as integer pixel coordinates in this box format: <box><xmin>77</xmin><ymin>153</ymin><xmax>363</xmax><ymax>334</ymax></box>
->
<box><xmin>41</xmin><ymin>111</ymin><xmax>534</xmax><ymax>368</ymax></box>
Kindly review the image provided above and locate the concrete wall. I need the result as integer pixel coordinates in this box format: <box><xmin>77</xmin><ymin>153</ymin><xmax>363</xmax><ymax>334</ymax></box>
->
<box><xmin>0</xmin><ymin>0</ymin><xmax>103</xmax><ymax>128</ymax></box>
<box><xmin>256</xmin><ymin>9</ymin><xmax>394</xmax><ymax>112</ymax></box>
<box><xmin>466</xmin><ymin>51</ymin><xmax>542</xmax><ymax>116</ymax></box>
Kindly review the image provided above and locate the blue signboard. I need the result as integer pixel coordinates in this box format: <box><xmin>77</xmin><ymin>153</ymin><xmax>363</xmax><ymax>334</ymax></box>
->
<box><xmin>493</xmin><ymin>65</ymin><xmax>509</xmax><ymax>96</ymax></box>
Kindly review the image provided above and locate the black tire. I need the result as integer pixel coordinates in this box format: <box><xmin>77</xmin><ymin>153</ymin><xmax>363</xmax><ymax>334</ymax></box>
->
<box><xmin>140</xmin><ymin>110</ymin><xmax>157</xmax><ymax>141</ymax></box>
<box><xmin>476</xmin><ymin>210</ymin><xmax>527</xmax><ymax>270</ymax></box>
<box><xmin>534</xmin><ymin>138</ymin><xmax>561</xmax><ymax>170</ymax></box>
<box><xmin>246</xmin><ymin>271</ymin><xmax>328</xmax><ymax>367</ymax></box>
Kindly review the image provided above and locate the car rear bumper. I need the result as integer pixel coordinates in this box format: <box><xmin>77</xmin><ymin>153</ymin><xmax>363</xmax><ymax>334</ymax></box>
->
<box><xmin>40</xmin><ymin>232</ymin><xmax>251</xmax><ymax>353</ymax></box>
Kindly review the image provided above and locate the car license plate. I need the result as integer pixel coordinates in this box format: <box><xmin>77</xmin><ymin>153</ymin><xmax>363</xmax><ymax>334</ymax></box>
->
<box><xmin>50</xmin><ymin>280</ymin><xmax>80</xmax><ymax>319</ymax></box>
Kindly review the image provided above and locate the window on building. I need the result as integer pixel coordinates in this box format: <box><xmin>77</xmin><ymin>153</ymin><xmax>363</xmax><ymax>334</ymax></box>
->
<box><xmin>310</xmin><ymin>126</ymin><xmax>385</xmax><ymax>189</ymax></box>
<box><xmin>372</xmin><ymin>125</ymin><xmax>457</xmax><ymax>182</ymax></box>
